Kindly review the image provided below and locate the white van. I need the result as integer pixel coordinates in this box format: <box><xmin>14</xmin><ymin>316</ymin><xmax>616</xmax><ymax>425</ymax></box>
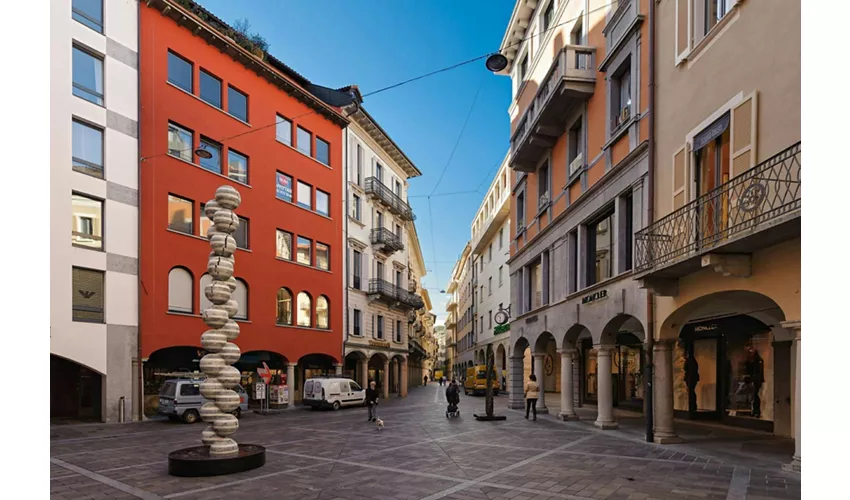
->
<box><xmin>303</xmin><ymin>377</ymin><xmax>365</xmax><ymax>410</ymax></box>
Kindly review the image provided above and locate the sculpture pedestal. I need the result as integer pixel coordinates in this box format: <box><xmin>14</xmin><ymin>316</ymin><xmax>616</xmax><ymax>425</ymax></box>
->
<box><xmin>168</xmin><ymin>444</ymin><xmax>266</xmax><ymax>477</ymax></box>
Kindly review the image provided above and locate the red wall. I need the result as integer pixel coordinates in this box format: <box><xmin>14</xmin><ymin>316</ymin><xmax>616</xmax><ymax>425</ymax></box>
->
<box><xmin>139</xmin><ymin>4</ymin><xmax>344</xmax><ymax>364</ymax></box>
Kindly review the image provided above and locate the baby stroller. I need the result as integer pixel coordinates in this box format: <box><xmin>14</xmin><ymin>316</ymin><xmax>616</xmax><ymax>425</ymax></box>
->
<box><xmin>445</xmin><ymin>383</ymin><xmax>461</xmax><ymax>418</ymax></box>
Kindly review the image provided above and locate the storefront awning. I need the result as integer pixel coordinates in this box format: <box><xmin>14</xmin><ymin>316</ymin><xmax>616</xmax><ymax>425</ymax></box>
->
<box><xmin>680</xmin><ymin>314</ymin><xmax>770</xmax><ymax>338</ymax></box>
<box><xmin>693</xmin><ymin>112</ymin><xmax>730</xmax><ymax>151</ymax></box>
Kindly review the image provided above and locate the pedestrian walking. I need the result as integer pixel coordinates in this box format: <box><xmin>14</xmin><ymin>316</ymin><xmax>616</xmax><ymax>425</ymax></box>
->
<box><xmin>423</xmin><ymin>375</ymin><xmax>428</xmax><ymax>385</ymax></box>
<box><xmin>524</xmin><ymin>373</ymin><xmax>539</xmax><ymax>421</ymax></box>
<box><xmin>365</xmin><ymin>381</ymin><xmax>379</xmax><ymax>422</ymax></box>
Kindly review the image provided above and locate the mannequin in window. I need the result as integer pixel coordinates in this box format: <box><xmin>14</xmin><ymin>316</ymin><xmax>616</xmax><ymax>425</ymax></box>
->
<box><xmin>684</xmin><ymin>349</ymin><xmax>700</xmax><ymax>413</ymax></box>
<box><xmin>744</xmin><ymin>345</ymin><xmax>765</xmax><ymax>418</ymax></box>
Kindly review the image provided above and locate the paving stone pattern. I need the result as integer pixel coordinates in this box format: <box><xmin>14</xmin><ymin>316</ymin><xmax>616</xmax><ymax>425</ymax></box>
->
<box><xmin>50</xmin><ymin>385</ymin><xmax>800</xmax><ymax>499</ymax></box>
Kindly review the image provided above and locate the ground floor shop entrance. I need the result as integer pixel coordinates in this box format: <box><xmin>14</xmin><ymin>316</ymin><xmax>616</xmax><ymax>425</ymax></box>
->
<box><xmin>580</xmin><ymin>333</ymin><xmax>645</xmax><ymax>412</ymax></box>
<box><xmin>51</xmin><ymin>354</ymin><xmax>102</xmax><ymax>422</ymax></box>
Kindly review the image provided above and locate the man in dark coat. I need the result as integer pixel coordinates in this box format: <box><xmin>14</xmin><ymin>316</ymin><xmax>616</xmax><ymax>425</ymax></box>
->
<box><xmin>744</xmin><ymin>346</ymin><xmax>765</xmax><ymax>418</ymax></box>
<box><xmin>365</xmin><ymin>381</ymin><xmax>379</xmax><ymax>422</ymax></box>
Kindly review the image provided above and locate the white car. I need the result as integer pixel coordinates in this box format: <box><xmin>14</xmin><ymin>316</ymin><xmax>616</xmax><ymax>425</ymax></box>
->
<box><xmin>303</xmin><ymin>377</ymin><xmax>365</xmax><ymax>411</ymax></box>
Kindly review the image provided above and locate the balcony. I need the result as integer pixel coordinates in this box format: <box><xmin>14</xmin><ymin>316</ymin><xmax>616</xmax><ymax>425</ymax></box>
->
<box><xmin>368</xmin><ymin>278</ymin><xmax>425</xmax><ymax>311</ymax></box>
<box><xmin>635</xmin><ymin>143</ymin><xmax>801</xmax><ymax>295</ymax></box>
<box><xmin>364</xmin><ymin>177</ymin><xmax>415</xmax><ymax>221</ymax></box>
<box><xmin>511</xmin><ymin>45</ymin><xmax>597</xmax><ymax>172</ymax></box>
<box><xmin>446</xmin><ymin>298</ymin><xmax>458</xmax><ymax>312</ymax></box>
<box><xmin>370</xmin><ymin>227</ymin><xmax>404</xmax><ymax>254</ymax></box>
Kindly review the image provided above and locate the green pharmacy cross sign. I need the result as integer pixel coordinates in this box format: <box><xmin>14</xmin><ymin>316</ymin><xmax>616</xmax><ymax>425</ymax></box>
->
<box><xmin>494</xmin><ymin>324</ymin><xmax>510</xmax><ymax>335</ymax></box>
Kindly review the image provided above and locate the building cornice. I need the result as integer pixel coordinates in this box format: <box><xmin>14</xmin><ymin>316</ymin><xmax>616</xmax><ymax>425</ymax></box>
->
<box><xmin>344</xmin><ymin>105</ymin><xmax>422</xmax><ymax>179</ymax></box>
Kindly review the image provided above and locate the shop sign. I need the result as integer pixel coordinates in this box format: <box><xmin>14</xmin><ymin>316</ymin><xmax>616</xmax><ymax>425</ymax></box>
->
<box><xmin>369</xmin><ymin>339</ymin><xmax>390</xmax><ymax>348</ymax></box>
<box><xmin>254</xmin><ymin>381</ymin><xmax>266</xmax><ymax>400</ymax></box>
<box><xmin>581</xmin><ymin>289</ymin><xmax>608</xmax><ymax>304</ymax></box>
<box><xmin>525</xmin><ymin>315</ymin><xmax>538</xmax><ymax>324</ymax></box>
<box><xmin>269</xmin><ymin>385</ymin><xmax>289</xmax><ymax>405</ymax></box>
<box><xmin>494</xmin><ymin>324</ymin><xmax>510</xmax><ymax>335</ymax></box>
<box><xmin>276</xmin><ymin>172</ymin><xmax>292</xmax><ymax>202</ymax></box>
<box><xmin>693</xmin><ymin>324</ymin><xmax>718</xmax><ymax>332</ymax></box>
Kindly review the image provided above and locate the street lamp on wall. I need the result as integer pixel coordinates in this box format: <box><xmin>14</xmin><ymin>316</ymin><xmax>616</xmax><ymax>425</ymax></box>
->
<box><xmin>485</xmin><ymin>52</ymin><xmax>509</xmax><ymax>73</ymax></box>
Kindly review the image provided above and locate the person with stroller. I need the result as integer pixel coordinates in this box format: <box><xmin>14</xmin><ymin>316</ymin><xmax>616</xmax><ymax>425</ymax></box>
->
<box><xmin>445</xmin><ymin>379</ymin><xmax>460</xmax><ymax>417</ymax></box>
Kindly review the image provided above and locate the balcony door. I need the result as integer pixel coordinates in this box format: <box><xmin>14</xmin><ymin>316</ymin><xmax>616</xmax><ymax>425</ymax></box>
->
<box><xmin>375</xmin><ymin>210</ymin><xmax>384</xmax><ymax>229</ymax></box>
<box><xmin>395</xmin><ymin>270</ymin><xmax>403</xmax><ymax>290</ymax></box>
<box><xmin>376</xmin><ymin>261</ymin><xmax>384</xmax><ymax>282</ymax></box>
<box><xmin>375</xmin><ymin>163</ymin><xmax>383</xmax><ymax>184</ymax></box>
<box><xmin>693</xmin><ymin>114</ymin><xmax>731</xmax><ymax>247</ymax></box>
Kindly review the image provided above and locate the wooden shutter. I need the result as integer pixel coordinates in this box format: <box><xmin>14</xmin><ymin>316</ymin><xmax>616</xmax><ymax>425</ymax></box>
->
<box><xmin>675</xmin><ymin>0</ymin><xmax>691</xmax><ymax>63</ymax></box>
<box><xmin>672</xmin><ymin>144</ymin><xmax>689</xmax><ymax>211</ymax></box>
<box><xmin>72</xmin><ymin>267</ymin><xmax>105</xmax><ymax>322</ymax></box>
<box><xmin>730</xmin><ymin>92</ymin><xmax>758</xmax><ymax>177</ymax></box>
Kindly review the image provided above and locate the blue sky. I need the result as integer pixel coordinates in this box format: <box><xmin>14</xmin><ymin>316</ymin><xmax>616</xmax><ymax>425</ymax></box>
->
<box><xmin>198</xmin><ymin>0</ymin><xmax>516</xmax><ymax>322</ymax></box>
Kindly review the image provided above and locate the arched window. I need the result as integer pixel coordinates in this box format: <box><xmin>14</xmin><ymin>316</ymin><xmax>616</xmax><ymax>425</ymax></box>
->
<box><xmin>233</xmin><ymin>278</ymin><xmax>248</xmax><ymax>320</ymax></box>
<box><xmin>276</xmin><ymin>288</ymin><xmax>292</xmax><ymax>325</ymax></box>
<box><xmin>199</xmin><ymin>273</ymin><xmax>212</xmax><ymax>312</ymax></box>
<box><xmin>168</xmin><ymin>267</ymin><xmax>193</xmax><ymax>313</ymax></box>
<box><xmin>316</xmin><ymin>295</ymin><xmax>329</xmax><ymax>329</ymax></box>
<box><xmin>296</xmin><ymin>292</ymin><xmax>312</xmax><ymax>327</ymax></box>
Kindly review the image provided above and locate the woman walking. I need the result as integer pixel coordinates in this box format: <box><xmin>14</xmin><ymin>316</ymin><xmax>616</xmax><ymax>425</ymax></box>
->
<box><xmin>524</xmin><ymin>373</ymin><xmax>539</xmax><ymax>420</ymax></box>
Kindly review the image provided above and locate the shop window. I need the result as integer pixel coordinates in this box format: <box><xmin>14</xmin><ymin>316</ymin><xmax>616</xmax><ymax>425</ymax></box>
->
<box><xmin>276</xmin><ymin>287</ymin><xmax>292</xmax><ymax>325</ymax></box>
<box><xmin>72</xmin><ymin>267</ymin><xmax>104</xmax><ymax>323</ymax></box>
<box><xmin>296</xmin><ymin>292</ymin><xmax>312</xmax><ymax>327</ymax></box>
<box><xmin>71</xmin><ymin>193</ymin><xmax>103</xmax><ymax>249</ymax></box>
<box><xmin>167</xmin><ymin>267</ymin><xmax>193</xmax><ymax>313</ymax></box>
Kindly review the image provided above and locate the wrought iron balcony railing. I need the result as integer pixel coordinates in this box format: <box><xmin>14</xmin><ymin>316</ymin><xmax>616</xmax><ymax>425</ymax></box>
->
<box><xmin>368</xmin><ymin>278</ymin><xmax>425</xmax><ymax>311</ymax></box>
<box><xmin>364</xmin><ymin>177</ymin><xmax>415</xmax><ymax>221</ymax></box>
<box><xmin>635</xmin><ymin>142</ymin><xmax>801</xmax><ymax>274</ymax></box>
<box><xmin>370</xmin><ymin>227</ymin><xmax>404</xmax><ymax>253</ymax></box>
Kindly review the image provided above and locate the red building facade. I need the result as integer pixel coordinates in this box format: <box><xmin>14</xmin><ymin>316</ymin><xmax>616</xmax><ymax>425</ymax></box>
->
<box><xmin>139</xmin><ymin>0</ymin><xmax>348</xmax><ymax>404</ymax></box>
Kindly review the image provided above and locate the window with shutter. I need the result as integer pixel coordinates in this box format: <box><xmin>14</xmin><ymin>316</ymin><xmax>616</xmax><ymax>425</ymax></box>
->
<box><xmin>675</xmin><ymin>0</ymin><xmax>692</xmax><ymax>64</ymax></box>
<box><xmin>730</xmin><ymin>92</ymin><xmax>758</xmax><ymax>177</ymax></box>
<box><xmin>72</xmin><ymin>267</ymin><xmax>105</xmax><ymax>323</ymax></box>
<box><xmin>168</xmin><ymin>267</ymin><xmax>193</xmax><ymax>313</ymax></box>
<box><xmin>672</xmin><ymin>145</ymin><xmax>688</xmax><ymax>211</ymax></box>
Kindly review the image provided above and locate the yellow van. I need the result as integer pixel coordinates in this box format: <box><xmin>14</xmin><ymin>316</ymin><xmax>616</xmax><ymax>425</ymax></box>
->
<box><xmin>463</xmin><ymin>365</ymin><xmax>500</xmax><ymax>396</ymax></box>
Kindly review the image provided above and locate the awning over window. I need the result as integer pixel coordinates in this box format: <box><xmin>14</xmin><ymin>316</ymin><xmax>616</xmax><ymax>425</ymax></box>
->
<box><xmin>693</xmin><ymin>112</ymin><xmax>730</xmax><ymax>151</ymax></box>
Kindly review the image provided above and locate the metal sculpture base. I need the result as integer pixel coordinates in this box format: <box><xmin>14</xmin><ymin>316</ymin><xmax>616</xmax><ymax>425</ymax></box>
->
<box><xmin>168</xmin><ymin>444</ymin><xmax>265</xmax><ymax>477</ymax></box>
<box><xmin>473</xmin><ymin>414</ymin><xmax>507</xmax><ymax>421</ymax></box>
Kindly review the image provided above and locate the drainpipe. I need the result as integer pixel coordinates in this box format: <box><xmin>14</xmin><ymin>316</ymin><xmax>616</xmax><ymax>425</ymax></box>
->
<box><xmin>343</xmin><ymin>126</ymin><xmax>350</xmax><ymax>368</ymax></box>
<box><xmin>644</xmin><ymin>0</ymin><xmax>657</xmax><ymax>443</ymax></box>
<box><xmin>136</xmin><ymin>0</ymin><xmax>144</xmax><ymax>423</ymax></box>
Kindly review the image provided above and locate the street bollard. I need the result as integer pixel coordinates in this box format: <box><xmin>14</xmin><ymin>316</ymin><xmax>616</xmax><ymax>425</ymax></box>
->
<box><xmin>119</xmin><ymin>396</ymin><xmax>126</xmax><ymax>423</ymax></box>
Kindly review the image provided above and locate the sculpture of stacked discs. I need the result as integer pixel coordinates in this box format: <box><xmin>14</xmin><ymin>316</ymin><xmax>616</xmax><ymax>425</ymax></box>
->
<box><xmin>168</xmin><ymin>185</ymin><xmax>266</xmax><ymax>477</ymax></box>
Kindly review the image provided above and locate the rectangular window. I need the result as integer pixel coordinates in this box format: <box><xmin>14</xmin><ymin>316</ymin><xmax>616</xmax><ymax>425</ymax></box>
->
<box><xmin>519</xmin><ymin>53</ymin><xmax>529</xmax><ymax>81</ymax></box>
<box><xmin>276</xmin><ymin>115</ymin><xmax>292</xmax><ymax>146</ymax></box>
<box><xmin>276</xmin><ymin>172</ymin><xmax>293</xmax><ymax>203</ymax></box>
<box><xmin>353</xmin><ymin>309</ymin><xmax>362</xmax><ymax>336</ymax></box>
<box><xmin>227</xmin><ymin>149</ymin><xmax>248</xmax><ymax>184</ymax></box>
<box><xmin>612</xmin><ymin>63</ymin><xmax>632</xmax><ymax>131</ymax></box>
<box><xmin>167</xmin><ymin>51</ymin><xmax>192</xmax><ymax>93</ymax></box>
<box><xmin>480</xmin><ymin>286</ymin><xmax>484</xmax><ymax>303</ymax></box>
<box><xmin>377</xmin><ymin>315</ymin><xmax>384</xmax><ymax>339</ymax></box>
<box><xmin>395</xmin><ymin>320</ymin><xmax>402</xmax><ymax>343</ymax></box>
<box><xmin>488</xmin><ymin>243</ymin><xmax>493</xmax><ymax>262</ymax></box>
<box><xmin>72</xmin><ymin>267</ymin><xmax>105</xmax><ymax>323</ymax></box>
<box><xmin>499</xmin><ymin>227</ymin><xmax>504</xmax><ymax>249</ymax></box>
<box><xmin>538</xmin><ymin>161</ymin><xmax>550</xmax><ymax>204</ymax></box>
<box><xmin>71</xmin><ymin>193</ymin><xmax>103</xmax><ymax>249</ymax></box>
<box><xmin>233</xmin><ymin>216</ymin><xmax>249</xmax><ymax>249</ymax></box>
<box><xmin>517</xmin><ymin>192</ymin><xmax>525</xmax><ymax>231</ymax></box>
<box><xmin>227</xmin><ymin>85</ymin><xmax>248</xmax><ymax>122</ymax></box>
<box><xmin>352</xmin><ymin>194</ymin><xmax>361</xmax><ymax>221</ymax></box>
<box><xmin>499</xmin><ymin>266</ymin><xmax>503</xmax><ymax>287</ymax></box>
<box><xmin>72</xmin><ymin>0</ymin><xmax>103</xmax><ymax>33</ymax></box>
<box><xmin>199</xmin><ymin>204</ymin><xmax>211</xmax><ymax>237</ymax></box>
<box><xmin>199</xmin><ymin>69</ymin><xmax>222</xmax><ymax>108</ymax></box>
<box><xmin>316</xmin><ymin>242</ymin><xmax>330</xmax><ymax>270</ymax></box>
<box><xmin>480</xmin><ymin>317</ymin><xmax>484</xmax><ymax>334</ymax></box>
<box><xmin>395</xmin><ymin>270</ymin><xmax>403</xmax><ymax>289</ymax></box>
<box><xmin>394</xmin><ymin>180</ymin><xmax>402</xmax><ymax>197</ymax></box>
<box><xmin>167</xmin><ymin>195</ymin><xmax>193</xmax><ymax>234</ymax></box>
<box><xmin>375</xmin><ymin>211</ymin><xmax>384</xmax><ymax>229</ymax></box>
<box><xmin>489</xmin><ymin>310</ymin><xmax>492</xmax><ymax>329</ymax></box>
<box><xmin>375</xmin><ymin>163</ymin><xmax>383</xmax><ymax>183</ymax></box>
<box><xmin>167</xmin><ymin>122</ymin><xmax>193</xmax><ymax>162</ymax></box>
<box><xmin>297</xmin><ymin>236</ymin><xmax>312</xmax><ymax>266</ymax></box>
<box><xmin>488</xmin><ymin>277</ymin><xmax>492</xmax><ymax>296</ymax></box>
<box><xmin>395</xmin><ymin>224</ymin><xmax>402</xmax><ymax>239</ymax></box>
<box><xmin>376</xmin><ymin>261</ymin><xmax>384</xmax><ymax>281</ymax></box>
<box><xmin>297</xmin><ymin>126</ymin><xmax>312</xmax><ymax>156</ymax></box>
<box><xmin>297</xmin><ymin>181</ymin><xmax>312</xmax><ymax>210</ymax></box>
<box><xmin>316</xmin><ymin>137</ymin><xmax>330</xmax><ymax>166</ymax></box>
<box><xmin>568</xmin><ymin>117</ymin><xmax>584</xmax><ymax>177</ymax></box>
<box><xmin>72</xmin><ymin>119</ymin><xmax>103</xmax><ymax>178</ymax></box>
<box><xmin>588</xmin><ymin>212</ymin><xmax>616</xmax><ymax>285</ymax></box>
<box><xmin>316</xmin><ymin>190</ymin><xmax>330</xmax><ymax>217</ymax></box>
<box><xmin>352</xmin><ymin>250</ymin><xmax>362</xmax><ymax>289</ymax></box>
<box><xmin>276</xmin><ymin>230</ymin><xmax>292</xmax><ymax>260</ymax></box>
<box><xmin>72</xmin><ymin>46</ymin><xmax>104</xmax><ymax>105</ymax></box>
<box><xmin>542</xmin><ymin>1</ymin><xmax>555</xmax><ymax>31</ymax></box>
<box><xmin>706</xmin><ymin>0</ymin><xmax>730</xmax><ymax>33</ymax></box>
<box><xmin>356</xmin><ymin>144</ymin><xmax>363</xmax><ymax>184</ymax></box>
<box><xmin>198</xmin><ymin>137</ymin><xmax>222</xmax><ymax>174</ymax></box>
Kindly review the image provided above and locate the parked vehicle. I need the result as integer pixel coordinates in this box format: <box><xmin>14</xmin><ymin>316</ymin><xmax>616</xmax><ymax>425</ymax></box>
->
<box><xmin>156</xmin><ymin>378</ymin><xmax>249</xmax><ymax>423</ymax></box>
<box><xmin>463</xmin><ymin>365</ymin><xmax>500</xmax><ymax>396</ymax></box>
<box><xmin>302</xmin><ymin>377</ymin><xmax>365</xmax><ymax>410</ymax></box>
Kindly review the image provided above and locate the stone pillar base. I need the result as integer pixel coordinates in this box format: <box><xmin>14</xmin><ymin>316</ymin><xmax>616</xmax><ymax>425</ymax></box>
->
<box><xmin>508</xmin><ymin>400</ymin><xmax>525</xmax><ymax>410</ymax></box>
<box><xmin>558</xmin><ymin>413</ymin><xmax>579</xmax><ymax>421</ymax></box>
<box><xmin>594</xmin><ymin>420</ymin><xmax>619</xmax><ymax>430</ymax></box>
<box><xmin>782</xmin><ymin>457</ymin><xmax>801</xmax><ymax>473</ymax></box>
<box><xmin>653</xmin><ymin>434</ymin><xmax>683</xmax><ymax>444</ymax></box>
<box><xmin>536</xmin><ymin>406</ymin><xmax>549</xmax><ymax>415</ymax></box>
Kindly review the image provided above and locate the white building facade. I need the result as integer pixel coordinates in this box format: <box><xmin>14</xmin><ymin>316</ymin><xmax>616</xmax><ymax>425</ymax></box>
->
<box><xmin>469</xmin><ymin>156</ymin><xmax>512</xmax><ymax>384</ymax></box>
<box><xmin>449</xmin><ymin>243</ymin><xmax>475</xmax><ymax>378</ymax></box>
<box><xmin>341</xmin><ymin>106</ymin><xmax>425</xmax><ymax>399</ymax></box>
<box><xmin>50</xmin><ymin>0</ymin><xmax>140</xmax><ymax>422</ymax></box>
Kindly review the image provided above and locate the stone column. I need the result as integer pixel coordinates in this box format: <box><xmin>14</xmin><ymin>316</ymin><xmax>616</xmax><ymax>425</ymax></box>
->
<box><xmin>393</xmin><ymin>359</ymin><xmax>400</xmax><ymax>395</ymax></box>
<box><xmin>653</xmin><ymin>340</ymin><xmax>681</xmax><ymax>443</ymax></box>
<box><xmin>286</xmin><ymin>362</ymin><xmax>297</xmax><ymax>407</ymax></box>
<box><xmin>533</xmin><ymin>354</ymin><xmax>549</xmax><ymax>414</ymax></box>
<box><xmin>782</xmin><ymin>321</ymin><xmax>801</xmax><ymax>472</ymax></box>
<box><xmin>382</xmin><ymin>358</ymin><xmax>390</xmax><ymax>400</ymax></box>
<box><xmin>557</xmin><ymin>348</ymin><xmax>578</xmax><ymax>420</ymax></box>
<box><xmin>508</xmin><ymin>355</ymin><xmax>526</xmax><ymax>409</ymax></box>
<box><xmin>359</xmin><ymin>359</ymin><xmax>369</xmax><ymax>387</ymax></box>
<box><xmin>594</xmin><ymin>345</ymin><xmax>618</xmax><ymax>429</ymax></box>
<box><xmin>401</xmin><ymin>360</ymin><xmax>409</xmax><ymax>397</ymax></box>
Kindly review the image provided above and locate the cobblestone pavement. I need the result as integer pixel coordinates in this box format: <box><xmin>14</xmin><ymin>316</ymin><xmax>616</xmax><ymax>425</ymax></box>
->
<box><xmin>50</xmin><ymin>385</ymin><xmax>800</xmax><ymax>499</ymax></box>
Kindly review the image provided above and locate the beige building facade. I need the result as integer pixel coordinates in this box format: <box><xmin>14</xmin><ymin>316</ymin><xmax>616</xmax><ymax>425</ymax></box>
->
<box><xmin>638</xmin><ymin>0</ymin><xmax>800</xmax><ymax>470</ymax></box>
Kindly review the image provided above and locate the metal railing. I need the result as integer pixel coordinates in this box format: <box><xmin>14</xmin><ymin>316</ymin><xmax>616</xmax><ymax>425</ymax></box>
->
<box><xmin>635</xmin><ymin>142</ymin><xmax>801</xmax><ymax>273</ymax></box>
<box><xmin>370</xmin><ymin>227</ymin><xmax>404</xmax><ymax>252</ymax></box>
<box><xmin>368</xmin><ymin>278</ymin><xmax>425</xmax><ymax>310</ymax></box>
<box><xmin>510</xmin><ymin>44</ymin><xmax>596</xmax><ymax>153</ymax></box>
<box><xmin>364</xmin><ymin>177</ymin><xmax>415</xmax><ymax>221</ymax></box>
